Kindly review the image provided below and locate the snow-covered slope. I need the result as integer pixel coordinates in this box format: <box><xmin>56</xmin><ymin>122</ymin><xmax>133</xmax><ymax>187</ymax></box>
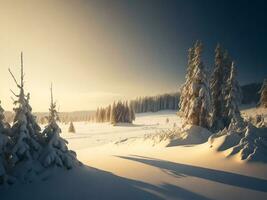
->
<box><xmin>59</xmin><ymin>110</ymin><xmax>181</xmax><ymax>149</ymax></box>
<box><xmin>1</xmin><ymin>110</ymin><xmax>267</xmax><ymax>200</ymax></box>
<box><xmin>207</xmin><ymin>106</ymin><xmax>267</xmax><ymax>163</ymax></box>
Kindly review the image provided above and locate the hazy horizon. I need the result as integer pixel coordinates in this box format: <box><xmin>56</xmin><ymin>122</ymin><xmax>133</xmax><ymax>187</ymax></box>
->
<box><xmin>1</xmin><ymin>0</ymin><xmax>266</xmax><ymax>112</ymax></box>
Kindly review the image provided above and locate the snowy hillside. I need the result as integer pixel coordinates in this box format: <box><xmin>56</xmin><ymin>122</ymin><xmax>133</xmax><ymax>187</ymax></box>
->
<box><xmin>2</xmin><ymin>109</ymin><xmax>267</xmax><ymax>200</ymax></box>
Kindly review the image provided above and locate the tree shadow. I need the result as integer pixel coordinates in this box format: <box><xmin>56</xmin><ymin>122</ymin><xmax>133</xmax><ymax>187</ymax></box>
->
<box><xmin>117</xmin><ymin>155</ymin><xmax>267</xmax><ymax>193</ymax></box>
<box><xmin>1</xmin><ymin>165</ymin><xmax>213</xmax><ymax>200</ymax></box>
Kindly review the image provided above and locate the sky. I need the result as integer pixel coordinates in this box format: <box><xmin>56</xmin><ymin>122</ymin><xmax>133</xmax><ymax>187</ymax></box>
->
<box><xmin>0</xmin><ymin>0</ymin><xmax>266</xmax><ymax>112</ymax></box>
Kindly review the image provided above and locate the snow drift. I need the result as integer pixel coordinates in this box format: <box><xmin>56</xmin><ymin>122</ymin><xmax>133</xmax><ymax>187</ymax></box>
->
<box><xmin>209</xmin><ymin>122</ymin><xmax>267</xmax><ymax>162</ymax></box>
<box><xmin>143</xmin><ymin>125</ymin><xmax>213</xmax><ymax>147</ymax></box>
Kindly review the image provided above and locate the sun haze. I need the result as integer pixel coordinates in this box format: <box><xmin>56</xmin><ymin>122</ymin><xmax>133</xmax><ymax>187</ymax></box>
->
<box><xmin>0</xmin><ymin>0</ymin><xmax>266</xmax><ymax>111</ymax></box>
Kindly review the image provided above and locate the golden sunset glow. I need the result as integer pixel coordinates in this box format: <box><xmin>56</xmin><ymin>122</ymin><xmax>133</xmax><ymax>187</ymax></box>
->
<box><xmin>1</xmin><ymin>1</ymin><xmax>267</xmax><ymax>200</ymax></box>
<box><xmin>0</xmin><ymin>0</ymin><xmax>179</xmax><ymax>111</ymax></box>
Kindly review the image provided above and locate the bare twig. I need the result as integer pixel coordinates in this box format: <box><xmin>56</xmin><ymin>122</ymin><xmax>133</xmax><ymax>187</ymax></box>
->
<box><xmin>10</xmin><ymin>89</ymin><xmax>19</xmax><ymax>97</ymax></box>
<box><xmin>8</xmin><ymin>68</ymin><xmax>20</xmax><ymax>88</ymax></box>
<box><xmin>20</xmin><ymin>52</ymin><xmax>24</xmax><ymax>88</ymax></box>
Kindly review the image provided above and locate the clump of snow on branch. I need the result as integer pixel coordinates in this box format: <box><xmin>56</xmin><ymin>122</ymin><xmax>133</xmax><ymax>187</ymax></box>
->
<box><xmin>229</xmin><ymin>124</ymin><xmax>267</xmax><ymax>162</ymax></box>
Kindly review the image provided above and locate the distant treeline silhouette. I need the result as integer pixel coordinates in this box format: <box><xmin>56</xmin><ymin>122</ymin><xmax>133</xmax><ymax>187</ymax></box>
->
<box><xmin>130</xmin><ymin>93</ymin><xmax>180</xmax><ymax>113</ymax></box>
<box><xmin>95</xmin><ymin>101</ymin><xmax>135</xmax><ymax>124</ymax></box>
<box><xmin>3</xmin><ymin>83</ymin><xmax>261</xmax><ymax>124</ymax></box>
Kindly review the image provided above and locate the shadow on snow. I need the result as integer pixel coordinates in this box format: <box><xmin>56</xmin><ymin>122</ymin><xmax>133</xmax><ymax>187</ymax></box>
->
<box><xmin>1</xmin><ymin>165</ymin><xmax>212</xmax><ymax>200</ymax></box>
<box><xmin>117</xmin><ymin>155</ymin><xmax>267</xmax><ymax>193</ymax></box>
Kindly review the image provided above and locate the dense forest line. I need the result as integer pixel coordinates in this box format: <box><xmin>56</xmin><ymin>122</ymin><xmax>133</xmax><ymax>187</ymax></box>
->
<box><xmin>130</xmin><ymin>93</ymin><xmax>180</xmax><ymax>113</ymax></box>
<box><xmin>94</xmin><ymin>101</ymin><xmax>135</xmax><ymax>124</ymax></box>
<box><xmin>3</xmin><ymin>82</ymin><xmax>262</xmax><ymax>124</ymax></box>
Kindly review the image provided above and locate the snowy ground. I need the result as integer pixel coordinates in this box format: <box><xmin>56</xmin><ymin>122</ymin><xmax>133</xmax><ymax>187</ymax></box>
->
<box><xmin>2</xmin><ymin>109</ymin><xmax>267</xmax><ymax>200</ymax></box>
<box><xmin>61</xmin><ymin>110</ymin><xmax>182</xmax><ymax>150</ymax></box>
<box><xmin>241</xmin><ymin>105</ymin><xmax>267</xmax><ymax>121</ymax></box>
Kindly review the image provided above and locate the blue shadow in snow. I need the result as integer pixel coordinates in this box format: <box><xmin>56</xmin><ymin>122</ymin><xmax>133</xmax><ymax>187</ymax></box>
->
<box><xmin>117</xmin><ymin>155</ymin><xmax>267</xmax><ymax>193</ymax></box>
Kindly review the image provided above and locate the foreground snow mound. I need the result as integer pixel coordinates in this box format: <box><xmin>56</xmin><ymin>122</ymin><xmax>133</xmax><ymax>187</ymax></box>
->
<box><xmin>230</xmin><ymin>125</ymin><xmax>267</xmax><ymax>162</ymax></box>
<box><xmin>144</xmin><ymin>125</ymin><xmax>213</xmax><ymax>147</ymax></box>
<box><xmin>208</xmin><ymin>128</ymin><xmax>242</xmax><ymax>151</ymax></box>
<box><xmin>167</xmin><ymin>125</ymin><xmax>213</xmax><ymax>147</ymax></box>
<box><xmin>1</xmin><ymin>166</ymin><xmax>164</xmax><ymax>200</ymax></box>
<box><xmin>209</xmin><ymin>124</ymin><xmax>267</xmax><ymax>162</ymax></box>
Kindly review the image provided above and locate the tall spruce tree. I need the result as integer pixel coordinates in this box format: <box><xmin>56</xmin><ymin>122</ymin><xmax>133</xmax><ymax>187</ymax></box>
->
<box><xmin>259</xmin><ymin>79</ymin><xmax>267</xmax><ymax>108</ymax></box>
<box><xmin>225</xmin><ymin>62</ymin><xmax>243</xmax><ymax>128</ymax></box>
<box><xmin>40</xmin><ymin>85</ymin><xmax>79</xmax><ymax>169</ymax></box>
<box><xmin>180</xmin><ymin>41</ymin><xmax>211</xmax><ymax>128</ymax></box>
<box><xmin>8</xmin><ymin>53</ymin><xmax>42</xmax><ymax>181</ymax></box>
<box><xmin>222</xmin><ymin>50</ymin><xmax>232</xmax><ymax>89</ymax></box>
<box><xmin>179</xmin><ymin>47</ymin><xmax>195</xmax><ymax>113</ymax></box>
<box><xmin>222</xmin><ymin>50</ymin><xmax>233</xmax><ymax>122</ymax></box>
<box><xmin>193</xmin><ymin>41</ymin><xmax>212</xmax><ymax>128</ymax></box>
<box><xmin>210</xmin><ymin>44</ymin><xmax>225</xmax><ymax>130</ymax></box>
<box><xmin>181</xmin><ymin>43</ymin><xmax>192</xmax><ymax>123</ymax></box>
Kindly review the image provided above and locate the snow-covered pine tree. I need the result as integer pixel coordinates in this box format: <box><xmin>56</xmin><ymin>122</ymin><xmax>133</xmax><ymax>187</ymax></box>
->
<box><xmin>8</xmin><ymin>53</ymin><xmax>43</xmax><ymax>181</ymax></box>
<box><xmin>225</xmin><ymin>62</ymin><xmax>243</xmax><ymax>129</ymax></box>
<box><xmin>179</xmin><ymin>46</ymin><xmax>195</xmax><ymax>114</ymax></box>
<box><xmin>68</xmin><ymin>121</ymin><xmax>75</xmax><ymax>133</ymax></box>
<box><xmin>210</xmin><ymin>44</ymin><xmax>225</xmax><ymax>130</ymax></box>
<box><xmin>221</xmin><ymin>50</ymin><xmax>233</xmax><ymax>123</ymax></box>
<box><xmin>0</xmin><ymin>101</ymin><xmax>9</xmax><ymax>184</ymax></box>
<box><xmin>182</xmin><ymin>41</ymin><xmax>211</xmax><ymax>128</ymax></box>
<box><xmin>258</xmin><ymin>79</ymin><xmax>267</xmax><ymax>108</ymax></box>
<box><xmin>222</xmin><ymin>50</ymin><xmax>232</xmax><ymax>89</ymax></box>
<box><xmin>40</xmin><ymin>85</ymin><xmax>79</xmax><ymax>169</ymax></box>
